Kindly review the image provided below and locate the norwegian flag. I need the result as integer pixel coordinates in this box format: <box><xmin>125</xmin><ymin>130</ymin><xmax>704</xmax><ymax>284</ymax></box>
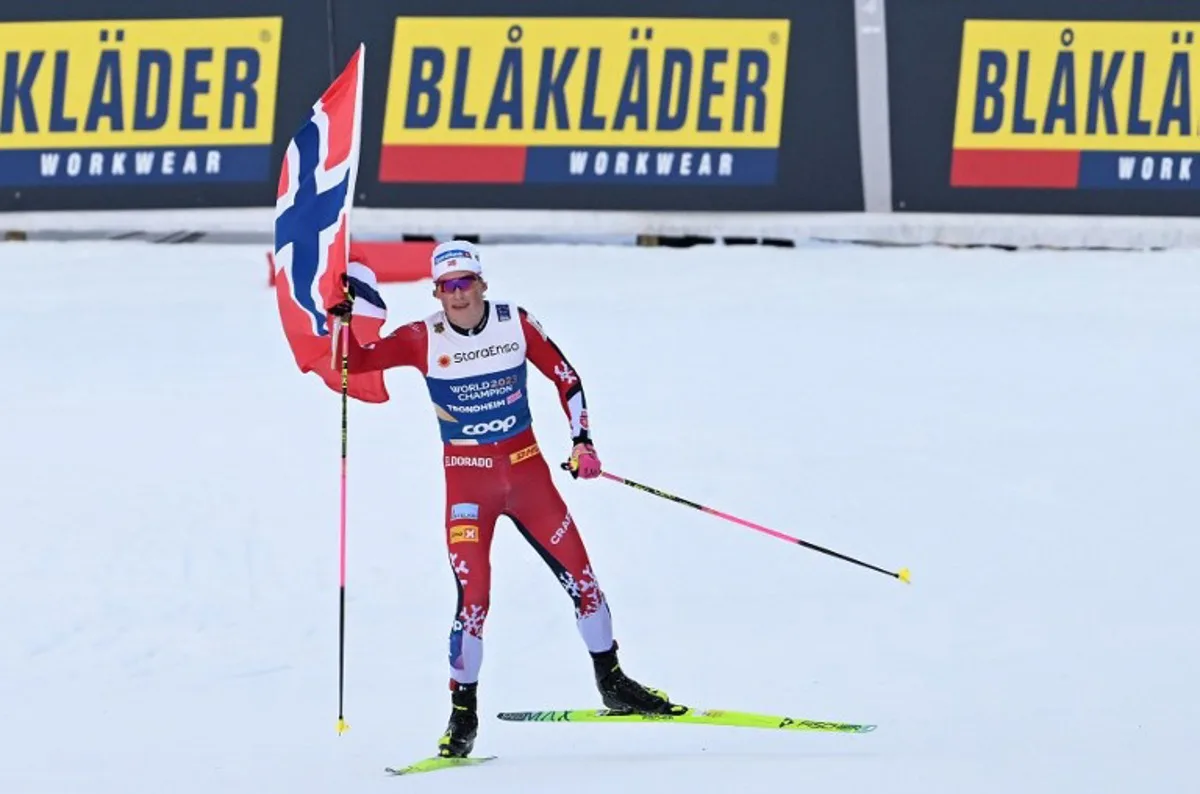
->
<box><xmin>273</xmin><ymin>44</ymin><xmax>388</xmax><ymax>404</ymax></box>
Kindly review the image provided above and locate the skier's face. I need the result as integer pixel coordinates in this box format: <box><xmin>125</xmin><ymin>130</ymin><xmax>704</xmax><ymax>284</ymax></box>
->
<box><xmin>435</xmin><ymin>271</ymin><xmax>487</xmax><ymax>324</ymax></box>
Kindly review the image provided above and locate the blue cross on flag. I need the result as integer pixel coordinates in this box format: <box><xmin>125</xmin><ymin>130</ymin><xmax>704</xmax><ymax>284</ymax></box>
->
<box><xmin>273</xmin><ymin>44</ymin><xmax>388</xmax><ymax>403</ymax></box>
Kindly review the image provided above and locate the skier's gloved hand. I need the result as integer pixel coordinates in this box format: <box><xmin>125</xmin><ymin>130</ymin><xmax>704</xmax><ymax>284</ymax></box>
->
<box><xmin>569</xmin><ymin>441</ymin><xmax>602</xmax><ymax>480</ymax></box>
<box><xmin>328</xmin><ymin>274</ymin><xmax>355</xmax><ymax>320</ymax></box>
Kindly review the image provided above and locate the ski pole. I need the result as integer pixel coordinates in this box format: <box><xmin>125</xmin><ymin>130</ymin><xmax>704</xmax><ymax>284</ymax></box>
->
<box><xmin>562</xmin><ymin>463</ymin><xmax>910</xmax><ymax>583</ymax></box>
<box><xmin>335</xmin><ymin>317</ymin><xmax>351</xmax><ymax>735</ymax></box>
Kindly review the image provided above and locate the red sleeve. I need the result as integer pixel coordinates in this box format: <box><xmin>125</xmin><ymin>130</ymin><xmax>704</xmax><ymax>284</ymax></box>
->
<box><xmin>520</xmin><ymin>307</ymin><xmax>590</xmax><ymax>443</ymax></box>
<box><xmin>344</xmin><ymin>320</ymin><xmax>428</xmax><ymax>375</ymax></box>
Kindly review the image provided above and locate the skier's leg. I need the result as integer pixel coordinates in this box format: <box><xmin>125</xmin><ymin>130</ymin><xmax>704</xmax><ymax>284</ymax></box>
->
<box><xmin>439</xmin><ymin>466</ymin><xmax>501</xmax><ymax>758</ymax></box>
<box><xmin>444</xmin><ymin>488</ymin><xmax>499</xmax><ymax>687</ymax></box>
<box><xmin>504</xmin><ymin>452</ymin><xmax>675</xmax><ymax>714</ymax></box>
<box><xmin>503</xmin><ymin>455</ymin><xmax>612</xmax><ymax>652</ymax></box>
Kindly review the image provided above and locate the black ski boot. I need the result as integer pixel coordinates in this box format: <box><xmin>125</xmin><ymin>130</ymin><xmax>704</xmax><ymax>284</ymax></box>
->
<box><xmin>591</xmin><ymin>641</ymin><xmax>678</xmax><ymax>715</ymax></box>
<box><xmin>438</xmin><ymin>682</ymin><xmax>479</xmax><ymax>758</ymax></box>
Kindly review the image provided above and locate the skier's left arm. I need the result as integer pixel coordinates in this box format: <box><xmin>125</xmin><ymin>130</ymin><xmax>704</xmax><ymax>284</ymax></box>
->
<box><xmin>520</xmin><ymin>307</ymin><xmax>601</xmax><ymax>479</ymax></box>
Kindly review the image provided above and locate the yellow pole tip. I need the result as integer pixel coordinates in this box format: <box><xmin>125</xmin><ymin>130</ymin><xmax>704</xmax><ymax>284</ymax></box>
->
<box><xmin>897</xmin><ymin>568</ymin><xmax>912</xmax><ymax>584</ymax></box>
<box><xmin>336</xmin><ymin>718</ymin><xmax>350</xmax><ymax>735</ymax></box>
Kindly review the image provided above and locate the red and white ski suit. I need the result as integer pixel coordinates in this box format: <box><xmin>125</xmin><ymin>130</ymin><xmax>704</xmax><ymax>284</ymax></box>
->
<box><xmin>345</xmin><ymin>300</ymin><xmax>612</xmax><ymax>687</ymax></box>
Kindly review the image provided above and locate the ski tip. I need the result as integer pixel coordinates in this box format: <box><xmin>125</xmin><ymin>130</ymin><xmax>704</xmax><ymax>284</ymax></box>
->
<box><xmin>336</xmin><ymin>717</ymin><xmax>350</xmax><ymax>735</ymax></box>
<box><xmin>897</xmin><ymin>568</ymin><xmax>911</xmax><ymax>584</ymax></box>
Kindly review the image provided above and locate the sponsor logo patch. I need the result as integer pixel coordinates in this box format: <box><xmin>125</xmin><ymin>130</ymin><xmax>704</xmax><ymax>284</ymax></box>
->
<box><xmin>453</xmin><ymin>342</ymin><xmax>520</xmax><ymax>364</ymax></box>
<box><xmin>445</xmin><ymin>455</ymin><xmax>493</xmax><ymax>468</ymax></box>
<box><xmin>550</xmin><ymin>512</ymin><xmax>572</xmax><ymax>545</ymax></box>
<box><xmin>509</xmin><ymin>443</ymin><xmax>541</xmax><ymax>464</ymax></box>
<box><xmin>463</xmin><ymin>415</ymin><xmax>518</xmax><ymax>436</ymax></box>
<box><xmin>450</xmin><ymin>524</ymin><xmax>480</xmax><ymax>544</ymax></box>
<box><xmin>451</xmin><ymin>502</ymin><xmax>480</xmax><ymax>520</ymax></box>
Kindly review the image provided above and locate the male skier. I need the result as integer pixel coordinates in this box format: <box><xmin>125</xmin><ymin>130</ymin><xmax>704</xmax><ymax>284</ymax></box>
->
<box><xmin>331</xmin><ymin>241</ymin><xmax>673</xmax><ymax>758</ymax></box>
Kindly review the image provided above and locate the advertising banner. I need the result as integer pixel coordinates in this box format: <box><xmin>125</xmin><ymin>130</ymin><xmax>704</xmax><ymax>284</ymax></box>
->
<box><xmin>888</xmin><ymin>0</ymin><xmax>1200</xmax><ymax>216</ymax></box>
<box><xmin>0</xmin><ymin>1</ymin><xmax>332</xmax><ymax>212</ymax></box>
<box><xmin>377</xmin><ymin>17</ymin><xmax>789</xmax><ymax>187</ymax></box>
<box><xmin>952</xmin><ymin>21</ymin><xmax>1200</xmax><ymax>190</ymax></box>
<box><xmin>0</xmin><ymin>17</ymin><xmax>282</xmax><ymax>187</ymax></box>
<box><xmin>0</xmin><ymin>0</ymin><xmax>865</xmax><ymax>216</ymax></box>
<box><xmin>335</xmin><ymin>0</ymin><xmax>863</xmax><ymax>212</ymax></box>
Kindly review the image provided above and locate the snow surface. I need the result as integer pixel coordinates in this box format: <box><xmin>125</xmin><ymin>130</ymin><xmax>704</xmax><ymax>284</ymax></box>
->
<box><xmin>2</xmin><ymin>239</ymin><xmax>1196</xmax><ymax>793</ymax></box>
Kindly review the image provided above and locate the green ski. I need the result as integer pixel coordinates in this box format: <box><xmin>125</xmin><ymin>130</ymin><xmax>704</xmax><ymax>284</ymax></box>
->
<box><xmin>497</xmin><ymin>707</ymin><xmax>875</xmax><ymax>734</ymax></box>
<box><xmin>384</xmin><ymin>755</ymin><xmax>498</xmax><ymax>776</ymax></box>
